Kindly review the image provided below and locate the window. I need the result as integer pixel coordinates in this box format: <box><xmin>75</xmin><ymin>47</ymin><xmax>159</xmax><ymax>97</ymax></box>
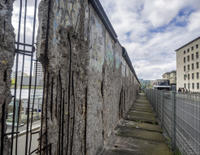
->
<box><xmin>187</xmin><ymin>55</ymin><xmax>190</xmax><ymax>61</ymax></box>
<box><xmin>184</xmin><ymin>57</ymin><xmax>186</xmax><ymax>63</ymax></box>
<box><xmin>188</xmin><ymin>64</ymin><xmax>190</xmax><ymax>70</ymax></box>
<box><xmin>184</xmin><ymin>66</ymin><xmax>186</xmax><ymax>71</ymax></box>
<box><xmin>188</xmin><ymin>74</ymin><xmax>190</xmax><ymax>80</ymax></box>
<box><xmin>191</xmin><ymin>46</ymin><xmax>194</xmax><ymax>50</ymax></box>
<box><xmin>188</xmin><ymin>83</ymin><xmax>190</xmax><ymax>90</ymax></box>
<box><xmin>197</xmin><ymin>72</ymin><xmax>199</xmax><ymax>79</ymax></box>
<box><xmin>197</xmin><ymin>62</ymin><xmax>199</xmax><ymax>69</ymax></box>
<box><xmin>196</xmin><ymin>52</ymin><xmax>199</xmax><ymax>59</ymax></box>
<box><xmin>197</xmin><ymin>83</ymin><xmax>200</xmax><ymax>89</ymax></box>
<box><xmin>184</xmin><ymin>50</ymin><xmax>186</xmax><ymax>54</ymax></box>
<box><xmin>184</xmin><ymin>83</ymin><xmax>186</xmax><ymax>88</ymax></box>
<box><xmin>187</xmin><ymin>48</ymin><xmax>190</xmax><ymax>52</ymax></box>
<box><xmin>192</xmin><ymin>83</ymin><xmax>194</xmax><ymax>89</ymax></box>
<box><xmin>196</xmin><ymin>44</ymin><xmax>199</xmax><ymax>49</ymax></box>
<box><xmin>192</xmin><ymin>73</ymin><xmax>194</xmax><ymax>79</ymax></box>
<box><xmin>192</xmin><ymin>63</ymin><xmax>194</xmax><ymax>70</ymax></box>
<box><xmin>184</xmin><ymin>74</ymin><xmax>187</xmax><ymax>80</ymax></box>
<box><xmin>192</xmin><ymin>54</ymin><xmax>194</xmax><ymax>60</ymax></box>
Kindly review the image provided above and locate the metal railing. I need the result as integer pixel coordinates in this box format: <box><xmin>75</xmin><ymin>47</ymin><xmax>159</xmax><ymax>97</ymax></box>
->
<box><xmin>145</xmin><ymin>89</ymin><xmax>200</xmax><ymax>155</ymax></box>
<box><xmin>1</xmin><ymin>0</ymin><xmax>43</xmax><ymax>155</ymax></box>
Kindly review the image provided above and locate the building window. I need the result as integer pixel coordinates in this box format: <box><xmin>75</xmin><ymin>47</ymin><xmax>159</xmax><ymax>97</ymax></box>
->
<box><xmin>184</xmin><ymin>57</ymin><xmax>186</xmax><ymax>63</ymax></box>
<box><xmin>196</xmin><ymin>52</ymin><xmax>199</xmax><ymax>59</ymax></box>
<box><xmin>192</xmin><ymin>73</ymin><xmax>194</xmax><ymax>79</ymax></box>
<box><xmin>188</xmin><ymin>64</ymin><xmax>190</xmax><ymax>70</ymax></box>
<box><xmin>184</xmin><ymin>50</ymin><xmax>186</xmax><ymax>54</ymax></box>
<box><xmin>187</xmin><ymin>55</ymin><xmax>190</xmax><ymax>61</ymax></box>
<box><xmin>184</xmin><ymin>74</ymin><xmax>187</xmax><ymax>80</ymax></box>
<box><xmin>192</xmin><ymin>83</ymin><xmax>194</xmax><ymax>89</ymax></box>
<box><xmin>196</xmin><ymin>44</ymin><xmax>199</xmax><ymax>49</ymax></box>
<box><xmin>197</xmin><ymin>72</ymin><xmax>199</xmax><ymax>79</ymax></box>
<box><xmin>197</xmin><ymin>83</ymin><xmax>200</xmax><ymax>89</ymax></box>
<box><xmin>192</xmin><ymin>54</ymin><xmax>194</xmax><ymax>60</ymax></box>
<box><xmin>187</xmin><ymin>48</ymin><xmax>190</xmax><ymax>52</ymax></box>
<box><xmin>197</xmin><ymin>62</ymin><xmax>199</xmax><ymax>69</ymax></box>
<box><xmin>191</xmin><ymin>46</ymin><xmax>194</xmax><ymax>50</ymax></box>
<box><xmin>184</xmin><ymin>66</ymin><xmax>186</xmax><ymax>71</ymax></box>
<box><xmin>184</xmin><ymin>83</ymin><xmax>186</xmax><ymax>88</ymax></box>
<box><xmin>188</xmin><ymin>74</ymin><xmax>190</xmax><ymax>80</ymax></box>
<box><xmin>188</xmin><ymin>83</ymin><xmax>190</xmax><ymax>90</ymax></box>
<box><xmin>192</xmin><ymin>63</ymin><xmax>194</xmax><ymax>70</ymax></box>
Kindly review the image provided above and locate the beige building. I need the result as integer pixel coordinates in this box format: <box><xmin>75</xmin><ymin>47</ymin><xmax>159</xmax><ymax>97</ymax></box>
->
<box><xmin>162</xmin><ymin>70</ymin><xmax>176</xmax><ymax>85</ymax></box>
<box><xmin>176</xmin><ymin>36</ymin><xmax>200</xmax><ymax>92</ymax></box>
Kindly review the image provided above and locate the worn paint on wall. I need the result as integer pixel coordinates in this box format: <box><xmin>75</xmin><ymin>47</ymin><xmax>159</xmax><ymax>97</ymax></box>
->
<box><xmin>89</xmin><ymin>10</ymin><xmax>105</xmax><ymax>73</ymax></box>
<box><xmin>105</xmin><ymin>32</ymin><xmax>114</xmax><ymax>67</ymax></box>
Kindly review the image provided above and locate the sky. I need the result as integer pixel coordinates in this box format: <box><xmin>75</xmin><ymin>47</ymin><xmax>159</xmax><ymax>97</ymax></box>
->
<box><xmin>99</xmin><ymin>0</ymin><xmax>200</xmax><ymax>80</ymax></box>
<box><xmin>11</xmin><ymin>0</ymin><xmax>200</xmax><ymax>80</ymax></box>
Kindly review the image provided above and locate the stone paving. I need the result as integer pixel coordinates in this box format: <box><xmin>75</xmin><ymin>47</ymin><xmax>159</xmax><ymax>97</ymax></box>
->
<box><xmin>102</xmin><ymin>93</ymin><xmax>172</xmax><ymax>155</ymax></box>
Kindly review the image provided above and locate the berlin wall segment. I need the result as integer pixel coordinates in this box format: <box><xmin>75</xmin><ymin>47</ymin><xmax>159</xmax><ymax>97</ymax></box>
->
<box><xmin>36</xmin><ymin>0</ymin><xmax>140</xmax><ymax>155</ymax></box>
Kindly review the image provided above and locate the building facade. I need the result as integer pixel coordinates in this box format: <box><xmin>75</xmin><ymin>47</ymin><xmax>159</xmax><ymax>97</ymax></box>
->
<box><xmin>176</xmin><ymin>37</ymin><xmax>200</xmax><ymax>92</ymax></box>
<box><xmin>162</xmin><ymin>70</ymin><xmax>176</xmax><ymax>85</ymax></box>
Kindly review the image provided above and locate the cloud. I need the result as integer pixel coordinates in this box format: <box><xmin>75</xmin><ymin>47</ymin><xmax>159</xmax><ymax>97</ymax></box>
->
<box><xmin>100</xmin><ymin>0</ymin><xmax>200</xmax><ymax>80</ymax></box>
<box><xmin>188</xmin><ymin>11</ymin><xmax>200</xmax><ymax>31</ymax></box>
<box><xmin>11</xmin><ymin>0</ymin><xmax>200</xmax><ymax>80</ymax></box>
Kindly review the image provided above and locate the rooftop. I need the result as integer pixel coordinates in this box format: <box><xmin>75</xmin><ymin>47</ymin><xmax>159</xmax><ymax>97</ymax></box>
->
<box><xmin>175</xmin><ymin>36</ymin><xmax>200</xmax><ymax>52</ymax></box>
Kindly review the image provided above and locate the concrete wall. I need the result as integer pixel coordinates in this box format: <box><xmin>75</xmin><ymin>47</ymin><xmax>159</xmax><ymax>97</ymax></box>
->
<box><xmin>0</xmin><ymin>0</ymin><xmax>15</xmax><ymax>154</ymax></box>
<box><xmin>37</xmin><ymin>0</ymin><xmax>140</xmax><ymax>155</ymax></box>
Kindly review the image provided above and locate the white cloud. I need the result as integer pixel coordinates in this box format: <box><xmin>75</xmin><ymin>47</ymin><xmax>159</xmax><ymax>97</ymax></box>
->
<box><xmin>12</xmin><ymin>0</ymin><xmax>200</xmax><ymax>79</ymax></box>
<box><xmin>188</xmin><ymin>11</ymin><xmax>200</xmax><ymax>31</ymax></box>
<box><xmin>100</xmin><ymin>0</ymin><xmax>200</xmax><ymax>80</ymax></box>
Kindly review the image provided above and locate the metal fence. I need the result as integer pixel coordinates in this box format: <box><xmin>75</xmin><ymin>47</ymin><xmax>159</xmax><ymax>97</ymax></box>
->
<box><xmin>3</xmin><ymin>0</ymin><xmax>43</xmax><ymax>155</ymax></box>
<box><xmin>145</xmin><ymin>89</ymin><xmax>200</xmax><ymax>155</ymax></box>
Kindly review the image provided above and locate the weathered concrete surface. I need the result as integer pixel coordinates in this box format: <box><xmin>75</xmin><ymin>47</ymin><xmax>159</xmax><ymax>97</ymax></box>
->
<box><xmin>115</xmin><ymin>126</ymin><xmax>165</xmax><ymax>142</ymax></box>
<box><xmin>103</xmin><ymin>137</ymin><xmax>172</xmax><ymax>155</ymax></box>
<box><xmin>130</xmin><ymin>106</ymin><xmax>153</xmax><ymax>113</ymax></box>
<box><xmin>0</xmin><ymin>0</ymin><xmax>15</xmax><ymax>154</ymax></box>
<box><xmin>120</xmin><ymin>120</ymin><xmax>162</xmax><ymax>133</ymax></box>
<box><xmin>102</xmin><ymin>93</ymin><xmax>172</xmax><ymax>155</ymax></box>
<box><xmin>37</xmin><ymin>0</ymin><xmax>140</xmax><ymax>155</ymax></box>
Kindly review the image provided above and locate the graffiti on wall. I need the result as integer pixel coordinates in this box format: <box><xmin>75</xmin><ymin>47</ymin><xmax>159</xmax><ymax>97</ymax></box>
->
<box><xmin>89</xmin><ymin>13</ymin><xmax>105</xmax><ymax>73</ymax></box>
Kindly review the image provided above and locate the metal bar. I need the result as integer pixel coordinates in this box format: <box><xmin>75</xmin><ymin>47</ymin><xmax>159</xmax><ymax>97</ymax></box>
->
<box><xmin>15</xmin><ymin>1</ymin><xmax>28</xmax><ymax>153</ymax></box>
<box><xmin>161</xmin><ymin>91</ymin><xmax>164</xmax><ymax>128</ymax></box>
<box><xmin>1</xmin><ymin>102</ymin><xmax>6</xmax><ymax>155</ymax></box>
<box><xmin>171</xmin><ymin>91</ymin><xmax>176</xmax><ymax>151</ymax></box>
<box><xmin>15</xmin><ymin>49</ymin><xmax>34</xmax><ymax>54</ymax></box>
<box><xmin>58</xmin><ymin>71</ymin><xmax>62</xmax><ymax>155</ymax></box>
<box><xmin>10</xmin><ymin>0</ymin><xmax>23</xmax><ymax>154</ymax></box>
<box><xmin>28</xmin><ymin>60</ymin><xmax>38</xmax><ymax>154</ymax></box>
<box><xmin>45</xmin><ymin>73</ymin><xmax>50</xmax><ymax>155</ymax></box>
<box><xmin>25</xmin><ymin>0</ymin><xmax>38</xmax><ymax>153</ymax></box>
<box><xmin>15</xmin><ymin>42</ymin><xmax>33</xmax><ymax>47</ymax></box>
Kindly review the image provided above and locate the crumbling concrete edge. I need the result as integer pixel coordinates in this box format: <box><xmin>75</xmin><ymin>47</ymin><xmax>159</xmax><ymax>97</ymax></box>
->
<box><xmin>0</xmin><ymin>0</ymin><xmax>15</xmax><ymax>154</ymax></box>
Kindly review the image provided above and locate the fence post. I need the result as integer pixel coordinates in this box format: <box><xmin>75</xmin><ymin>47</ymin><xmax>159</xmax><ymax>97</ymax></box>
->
<box><xmin>171</xmin><ymin>91</ymin><xmax>176</xmax><ymax>151</ymax></box>
<box><xmin>156</xmin><ymin>91</ymin><xmax>158</xmax><ymax>113</ymax></box>
<box><xmin>161</xmin><ymin>91</ymin><xmax>164</xmax><ymax>128</ymax></box>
